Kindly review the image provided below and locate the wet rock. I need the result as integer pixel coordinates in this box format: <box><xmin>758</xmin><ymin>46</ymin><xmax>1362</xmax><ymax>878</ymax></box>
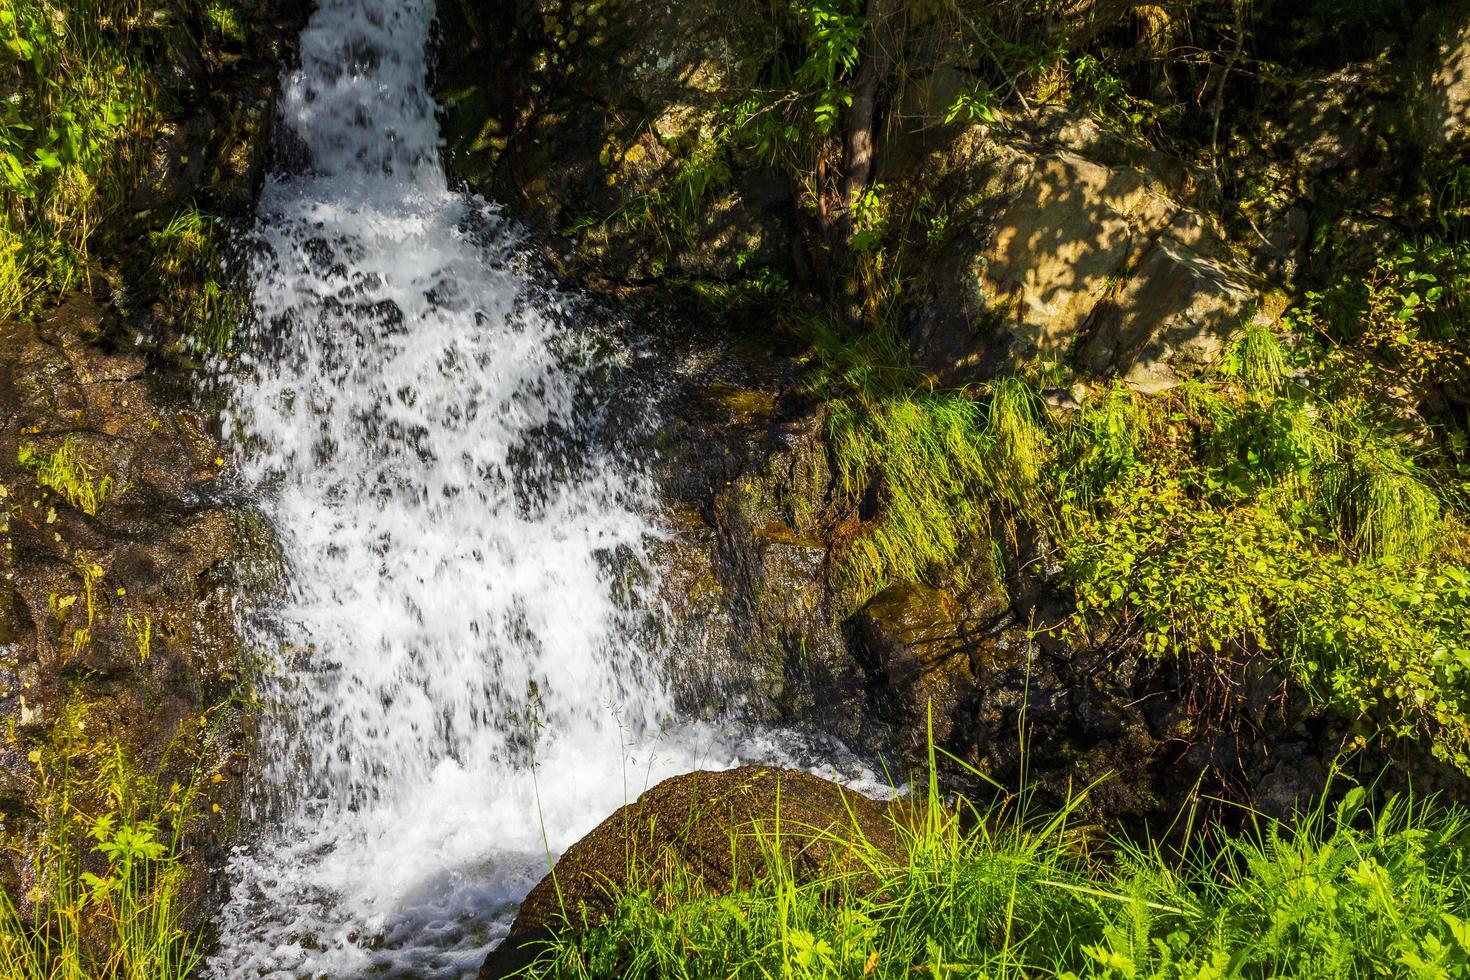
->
<box><xmin>856</xmin><ymin>583</ymin><xmax>978</xmax><ymax>746</ymax></box>
<box><xmin>480</xmin><ymin>766</ymin><xmax>899</xmax><ymax>979</ymax></box>
<box><xmin>0</xmin><ymin>299</ymin><xmax>262</xmax><ymax>916</ymax></box>
<box><xmin>640</xmin><ymin>321</ymin><xmax>874</xmax><ymax>737</ymax></box>
<box><xmin>665</xmin><ymin>438</ymin><xmax>869</xmax><ymax>741</ymax></box>
<box><xmin>129</xmin><ymin>0</ymin><xmax>304</xmax><ymax>221</ymax></box>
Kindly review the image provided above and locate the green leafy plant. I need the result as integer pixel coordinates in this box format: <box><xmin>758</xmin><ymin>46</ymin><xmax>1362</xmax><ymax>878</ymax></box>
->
<box><xmin>0</xmin><ymin>720</ymin><xmax>207</xmax><ymax>980</ymax></box>
<box><xmin>809</xmin><ymin>300</ymin><xmax>1470</xmax><ymax>768</ymax></box>
<box><xmin>18</xmin><ymin>437</ymin><xmax>115</xmax><ymax>516</ymax></box>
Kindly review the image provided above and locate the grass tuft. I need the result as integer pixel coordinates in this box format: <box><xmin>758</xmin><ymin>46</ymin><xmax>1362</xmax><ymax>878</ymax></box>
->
<box><xmin>18</xmin><ymin>437</ymin><xmax>116</xmax><ymax>516</ymax></box>
<box><xmin>519</xmin><ymin>738</ymin><xmax>1470</xmax><ymax>979</ymax></box>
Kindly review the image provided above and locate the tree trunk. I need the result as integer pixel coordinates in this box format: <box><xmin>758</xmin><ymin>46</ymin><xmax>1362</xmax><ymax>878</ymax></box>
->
<box><xmin>838</xmin><ymin>0</ymin><xmax>897</xmax><ymax>250</ymax></box>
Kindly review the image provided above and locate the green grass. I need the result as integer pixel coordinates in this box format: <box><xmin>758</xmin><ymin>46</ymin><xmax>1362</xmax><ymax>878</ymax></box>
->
<box><xmin>517</xmin><ymin>743</ymin><xmax>1470</xmax><ymax>979</ymax></box>
<box><xmin>18</xmin><ymin>437</ymin><xmax>116</xmax><ymax>516</ymax></box>
<box><xmin>0</xmin><ymin>723</ymin><xmax>206</xmax><ymax>980</ymax></box>
<box><xmin>0</xmin><ymin>0</ymin><xmax>159</xmax><ymax>318</ymax></box>
<box><xmin>204</xmin><ymin>1</ymin><xmax>245</xmax><ymax>44</ymax></box>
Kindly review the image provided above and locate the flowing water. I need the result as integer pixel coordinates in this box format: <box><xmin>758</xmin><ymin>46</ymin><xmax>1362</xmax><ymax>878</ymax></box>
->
<box><xmin>209</xmin><ymin>1</ymin><xmax>870</xmax><ymax>976</ymax></box>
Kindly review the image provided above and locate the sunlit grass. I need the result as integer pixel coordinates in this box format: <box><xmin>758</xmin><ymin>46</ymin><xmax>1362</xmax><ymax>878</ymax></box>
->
<box><xmin>0</xmin><ymin>724</ymin><xmax>206</xmax><ymax>980</ymax></box>
<box><xmin>520</xmin><ymin>730</ymin><xmax>1470</xmax><ymax>979</ymax></box>
<box><xmin>18</xmin><ymin>437</ymin><xmax>115</xmax><ymax>516</ymax></box>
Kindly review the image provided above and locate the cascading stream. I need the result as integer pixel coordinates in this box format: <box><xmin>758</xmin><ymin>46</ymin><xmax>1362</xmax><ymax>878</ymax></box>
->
<box><xmin>208</xmin><ymin>1</ymin><xmax>741</xmax><ymax>974</ymax></box>
<box><xmin>210</xmin><ymin>1</ymin><xmax>881</xmax><ymax>975</ymax></box>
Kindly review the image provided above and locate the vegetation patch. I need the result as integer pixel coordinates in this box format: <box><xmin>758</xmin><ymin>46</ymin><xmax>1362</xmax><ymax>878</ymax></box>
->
<box><xmin>0</xmin><ymin>0</ymin><xmax>157</xmax><ymax>319</ymax></box>
<box><xmin>518</xmin><ymin>750</ymin><xmax>1470</xmax><ymax>978</ymax></box>
<box><xmin>802</xmin><ymin>264</ymin><xmax>1470</xmax><ymax>768</ymax></box>
<box><xmin>149</xmin><ymin>204</ymin><xmax>240</xmax><ymax>357</ymax></box>
<box><xmin>18</xmin><ymin>438</ymin><xmax>116</xmax><ymax>517</ymax></box>
<box><xmin>0</xmin><ymin>711</ymin><xmax>218</xmax><ymax>980</ymax></box>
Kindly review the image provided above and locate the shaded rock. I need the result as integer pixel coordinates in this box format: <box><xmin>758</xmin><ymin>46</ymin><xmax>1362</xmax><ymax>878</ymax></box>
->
<box><xmin>636</xmin><ymin>320</ymin><xmax>877</xmax><ymax>739</ymax></box>
<box><xmin>980</xmin><ymin>153</ymin><xmax>1179</xmax><ymax>356</ymax></box>
<box><xmin>686</xmin><ymin>415</ymin><xmax>872</xmax><ymax>741</ymax></box>
<box><xmin>125</xmin><ymin>0</ymin><xmax>304</xmax><ymax>223</ymax></box>
<box><xmin>480</xmin><ymin>766</ymin><xmax>899</xmax><ymax>979</ymax></box>
<box><xmin>439</xmin><ymin>0</ymin><xmax>790</xmax><ymax>283</ymax></box>
<box><xmin>902</xmin><ymin>129</ymin><xmax>1038</xmax><ymax>382</ymax></box>
<box><xmin>1281</xmin><ymin>69</ymin><xmax>1387</xmax><ymax>181</ymax></box>
<box><xmin>1078</xmin><ymin>212</ymin><xmax>1256</xmax><ymax>393</ymax></box>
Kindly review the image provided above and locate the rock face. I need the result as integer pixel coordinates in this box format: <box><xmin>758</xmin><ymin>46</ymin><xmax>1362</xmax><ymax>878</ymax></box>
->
<box><xmin>0</xmin><ymin>0</ymin><xmax>305</xmax><ymax>924</ymax></box>
<box><xmin>125</xmin><ymin>0</ymin><xmax>302</xmax><ymax>219</ymax></box>
<box><xmin>439</xmin><ymin>0</ymin><xmax>790</xmax><ymax>283</ymax></box>
<box><xmin>441</xmin><ymin>3</ymin><xmax>1263</xmax><ymax>395</ymax></box>
<box><xmin>480</xmin><ymin>766</ymin><xmax>899</xmax><ymax>979</ymax></box>
<box><xmin>0</xmin><ymin>300</ymin><xmax>268</xmax><ymax>903</ymax></box>
<box><xmin>1075</xmin><ymin>212</ymin><xmax>1257</xmax><ymax>393</ymax></box>
<box><xmin>644</xmin><ymin>327</ymin><xmax>874</xmax><ymax>744</ymax></box>
<box><xmin>856</xmin><ymin>583</ymin><xmax>984</xmax><ymax>746</ymax></box>
<box><xmin>911</xmin><ymin>149</ymin><xmax>1256</xmax><ymax>389</ymax></box>
<box><xmin>1414</xmin><ymin>5</ymin><xmax>1470</xmax><ymax>150</ymax></box>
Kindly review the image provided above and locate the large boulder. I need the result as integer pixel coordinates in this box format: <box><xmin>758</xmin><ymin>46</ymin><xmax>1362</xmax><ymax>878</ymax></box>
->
<box><xmin>480</xmin><ymin>766</ymin><xmax>901</xmax><ymax>979</ymax></box>
<box><xmin>908</xmin><ymin>148</ymin><xmax>1257</xmax><ymax>390</ymax></box>
<box><xmin>1077</xmin><ymin>212</ymin><xmax>1257</xmax><ymax>393</ymax></box>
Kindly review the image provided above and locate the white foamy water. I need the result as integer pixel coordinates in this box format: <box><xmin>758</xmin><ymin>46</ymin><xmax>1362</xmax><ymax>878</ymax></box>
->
<box><xmin>209</xmin><ymin>1</ymin><xmax>881</xmax><ymax>977</ymax></box>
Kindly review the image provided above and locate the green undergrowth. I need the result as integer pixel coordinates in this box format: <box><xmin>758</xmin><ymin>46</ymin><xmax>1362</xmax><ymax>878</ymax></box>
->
<box><xmin>806</xmin><ymin>282</ymin><xmax>1470</xmax><ymax>768</ymax></box>
<box><xmin>518</xmin><ymin>746</ymin><xmax>1470</xmax><ymax>979</ymax></box>
<box><xmin>0</xmin><ymin>0</ymin><xmax>245</xmax><ymax>344</ymax></box>
<box><xmin>0</xmin><ymin>712</ymin><xmax>210</xmax><ymax>980</ymax></box>
<box><xmin>0</xmin><ymin>0</ymin><xmax>159</xmax><ymax>319</ymax></box>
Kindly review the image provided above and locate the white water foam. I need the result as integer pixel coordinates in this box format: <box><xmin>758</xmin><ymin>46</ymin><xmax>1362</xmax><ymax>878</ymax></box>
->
<box><xmin>209</xmin><ymin>1</ymin><xmax>883</xmax><ymax>976</ymax></box>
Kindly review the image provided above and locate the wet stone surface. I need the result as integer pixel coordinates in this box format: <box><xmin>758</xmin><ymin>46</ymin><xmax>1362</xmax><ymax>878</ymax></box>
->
<box><xmin>0</xmin><ymin>299</ymin><xmax>268</xmax><ymax>912</ymax></box>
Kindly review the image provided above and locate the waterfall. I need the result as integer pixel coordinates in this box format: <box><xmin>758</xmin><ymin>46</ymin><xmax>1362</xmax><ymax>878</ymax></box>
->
<box><xmin>209</xmin><ymin>1</ymin><xmax>879</xmax><ymax>975</ymax></box>
<box><xmin>207</xmin><ymin>0</ymin><xmax>701</xmax><ymax>974</ymax></box>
